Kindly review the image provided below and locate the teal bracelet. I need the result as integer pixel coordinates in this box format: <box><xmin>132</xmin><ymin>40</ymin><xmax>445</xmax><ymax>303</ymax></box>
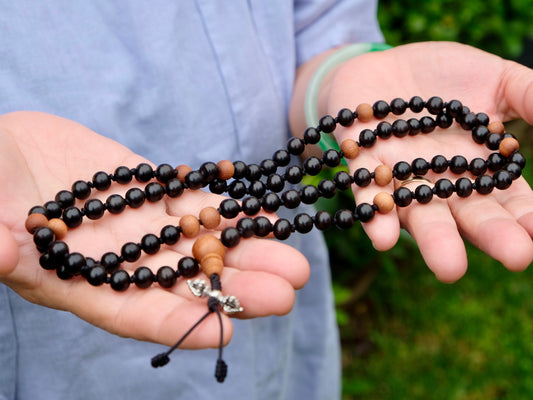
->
<box><xmin>304</xmin><ymin>43</ymin><xmax>392</xmax><ymax>153</ymax></box>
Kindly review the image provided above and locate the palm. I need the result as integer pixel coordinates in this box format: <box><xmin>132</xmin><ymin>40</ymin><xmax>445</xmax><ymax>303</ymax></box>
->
<box><xmin>0</xmin><ymin>111</ymin><xmax>309</xmax><ymax>348</ymax></box>
<box><xmin>326</xmin><ymin>42</ymin><xmax>533</xmax><ymax>281</ymax></box>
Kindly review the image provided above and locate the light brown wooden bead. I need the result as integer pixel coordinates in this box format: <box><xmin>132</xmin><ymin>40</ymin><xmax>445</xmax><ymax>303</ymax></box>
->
<box><xmin>180</xmin><ymin>215</ymin><xmax>201</xmax><ymax>237</ymax></box>
<box><xmin>356</xmin><ymin>103</ymin><xmax>374</xmax><ymax>123</ymax></box>
<box><xmin>217</xmin><ymin>160</ymin><xmax>235</xmax><ymax>181</ymax></box>
<box><xmin>199</xmin><ymin>207</ymin><xmax>221</xmax><ymax>230</ymax></box>
<box><xmin>340</xmin><ymin>139</ymin><xmax>360</xmax><ymax>159</ymax></box>
<box><xmin>47</xmin><ymin>218</ymin><xmax>68</xmax><ymax>240</ymax></box>
<box><xmin>176</xmin><ymin>164</ymin><xmax>192</xmax><ymax>183</ymax></box>
<box><xmin>373</xmin><ymin>192</ymin><xmax>395</xmax><ymax>214</ymax></box>
<box><xmin>25</xmin><ymin>213</ymin><xmax>48</xmax><ymax>234</ymax></box>
<box><xmin>499</xmin><ymin>137</ymin><xmax>520</xmax><ymax>157</ymax></box>
<box><xmin>488</xmin><ymin>120</ymin><xmax>505</xmax><ymax>134</ymax></box>
<box><xmin>192</xmin><ymin>234</ymin><xmax>226</xmax><ymax>277</ymax></box>
<box><xmin>374</xmin><ymin>165</ymin><xmax>393</xmax><ymax>186</ymax></box>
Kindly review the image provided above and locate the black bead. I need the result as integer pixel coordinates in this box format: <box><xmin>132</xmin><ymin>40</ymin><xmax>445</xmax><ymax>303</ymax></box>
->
<box><xmin>134</xmin><ymin>266</ymin><xmax>154</xmax><ymax>289</ymax></box>
<box><xmin>475</xmin><ymin>175</ymin><xmax>494</xmax><ymax>195</ymax></box>
<box><xmin>472</xmin><ymin>126</ymin><xmax>489</xmax><ymax>144</ymax></box>
<box><xmin>449</xmin><ymin>155</ymin><xmax>468</xmax><ymax>174</ymax></box>
<box><xmin>101</xmin><ymin>252</ymin><xmax>120</xmax><ymax>273</ymax></box>
<box><xmin>178</xmin><ymin>257</ymin><xmax>200</xmax><ymax>278</ymax></box>
<box><xmin>121</xmin><ymin>242</ymin><xmax>142</xmax><ymax>263</ymax></box>
<box><xmin>219</xmin><ymin>199</ymin><xmax>241</xmax><ymax>219</ymax></box>
<box><xmin>125</xmin><ymin>188</ymin><xmax>146</xmax><ymax>208</ymax></box>
<box><xmin>185</xmin><ymin>170</ymin><xmax>205</xmax><ymax>190</ymax></box>
<box><xmin>273</xmin><ymin>219</ymin><xmax>292</xmax><ymax>240</ymax></box>
<box><xmin>209</xmin><ymin>178</ymin><xmax>227</xmax><ymax>195</ymax></box>
<box><xmin>55</xmin><ymin>190</ymin><xmax>75</xmax><ymax>209</ymax></box>
<box><xmin>87</xmin><ymin>264</ymin><xmax>107</xmax><ymax>286</ymax></box>
<box><xmin>33</xmin><ymin>227</ymin><xmax>55</xmax><ymax>250</ymax></box>
<box><xmin>110</xmin><ymin>270</ymin><xmax>131</xmax><ymax>292</ymax></box>
<box><xmin>434</xmin><ymin>179</ymin><xmax>455</xmax><ymax>198</ymax></box>
<box><xmin>467</xmin><ymin>158</ymin><xmax>487</xmax><ymax>176</ymax></box>
<box><xmin>318</xmin><ymin>115</ymin><xmax>336</xmax><ymax>133</ymax></box>
<box><xmin>113</xmin><ymin>166</ymin><xmax>133</xmax><ymax>184</ymax></box>
<box><xmin>476</xmin><ymin>112</ymin><xmax>490</xmax><ymax>126</ymax></box>
<box><xmin>141</xmin><ymin>233</ymin><xmax>161</xmax><ymax>255</ymax></box>
<box><xmin>272</xmin><ymin>149</ymin><xmax>291</xmax><ymax>166</ymax></box>
<box><xmin>64</xmin><ymin>252</ymin><xmax>85</xmax><ymax>275</ymax></box>
<box><xmin>314</xmin><ymin>210</ymin><xmax>332</xmax><ymax>231</ymax></box>
<box><xmin>460</xmin><ymin>112</ymin><xmax>477</xmax><ymax>130</ymax></box>
<box><xmin>393</xmin><ymin>187</ymin><xmax>413</xmax><ymax>207</ymax></box>
<box><xmin>436</xmin><ymin>112</ymin><xmax>453</xmax><ymax>129</ymax></box>
<box><xmin>414</xmin><ymin>185</ymin><xmax>433</xmax><ymax>204</ymax></box>
<box><xmin>393</xmin><ymin>161</ymin><xmax>412</xmax><ymax>180</ymax></box>
<box><xmin>392</xmin><ymin>119</ymin><xmax>409</xmax><ymax>137</ymax></box>
<box><xmin>334</xmin><ymin>171</ymin><xmax>353</xmax><ymax>190</ymax></box>
<box><xmin>411</xmin><ymin>158</ymin><xmax>430</xmax><ymax>176</ymax></box>
<box><xmin>166</xmin><ymin>178</ymin><xmax>185</xmax><ymax>198</ymax></box>
<box><xmin>48</xmin><ymin>241</ymin><xmax>69</xmax><ymax>264</ymax></box>
<box><xmin>356</xmin><ymin>203</ymin><xmax>375</xmax><ymax>223</ymax></box>
<box><xmin>446</xmin><ymin>99</ymin><xmax>463</xmax><ymax>117</ymax></box>
<box><xmin>39</xmin><ymin>253</ymin><xmax>56</xmax><ymax>270</ymax></box>
<box><xmin>246</xmin><ymin>164</ymin><xmax>262</xmax><ymax>181</ymax></box>
<box><xmin>134</xmin><ymin>163</ymin><xmax>154</xmax><ymax>183</ymax></box>
<box><xmin>248</xmin><ymin>180</ymin><xmax>267</xmax><ymax>198</ymax></box>
<box><xmin>493</xmin><ymin>170</ymin><xmax>512</xmax><ymax>190</ymax></box>
<box><xmin>431</xmin><ymin>155</ymin><xmax>449</xmax><ymax>174</ymax></box>
<box><xmin>455</xmin><ymin>177</ymin><xmax>473</xmax><ymax>198</ymax></box>
<box><xmin>56</xmin><ymin>264</ymin><xmax>74</xmax><ymax>280</ymax></box>
<box><xmin>300</xmin><ymin>185</ymin><xmax>319</xmax><ymax>204</ymax></box>
<box><xmin>505</xmin><ymin>162</ymin><xmax>522</xmax><ymax>179</ymax></box>
<box><xmin>359</xmin><ymin>129</ymin><xmax>377</xmax><ymax>148</ymax></box>
<box><xmin>242</xmin><ymin>196</ymin><xmax>262</xmax><ymax>216</ymax></box>
<box><xmin>334</xmin><ymin>210</ymin><xmax>355</xmax><ymax>229</ymax></box>
<box><xmin>376</xmin><ymin>121</ymin><xmax>393</xmax><ymax>139</ymax></box>
<box><xmin>228</xmin><ymin>180</ymin><xmax>247</xmax><ymax>199</ymax></box>
<box><xmin>426</xmin><ymin>96</ymin><xmax>444</xmax><ymax>115</ymax></box>
<box><xmin>145</xmin><ymin>182</ymin><xmax>165</xmax><ymax>202</ymax></box>
<box><xmin>28</xmin><ymin>205</ymin><xmax>47</xmax><ymax>216</ymax></box>
<box><xmin>285</xmin><ymin>165</ymin><xmax>304</xmax><ymax>184</ymax></box>
<box><xmin>199</xmin><ymin>162</ymin><xmax>219</xmax><ymax>182</ymax></box>
<box><xmin>236</xmin><ymin>217</ymin><xmax>256</xmax><ymax>238</ymax></box>
<box><xmin>44</xmin><ymin>201</ymin><xmax>63</xmax><ymax>219</ymax></box>
<box><xmin>353</xmin><ymin>168</ymin><xmax>372</xmax><ymax>187</ymax></box>
<box><xmin>408</xmin><ymin>118</ymin><xmax>421</xmax><ymax>135</ymax></box>
<box><xmin>71</xmin><ymin>180</ymin><xmax>92</xmax><ymax>200</ymax></box>
<box><xmin>409</xmin><ymin>96</ymin><xmax>425</xmax><ymax>112</ymax></box>
<box><xmin>373</xmin><ymin>100</ymin><xmax>390</xmax><ymax>119</ymax></box>
<box><xmin>232</xmin><ymin>161</ymin><xmax>248</xmax><ymax>179</ymax></box>
<box><xmin>155</xmin><ymin>163</ymin><xmax>177</xmax><ymax>183</ymax></box>
<box><xmin>84</xmin><ymin>198</ymin><xmax>105</xmax><ymax>220</ymax></box>
<box><xmin>323</xmin><ymin>149</ymin><xmax>341</xmax><ymax>168</ymax></box>
<box><xmin>253</xmin><ymin>216</ymin><xmax>272</xmax><ymax>237</ymax></box>
<box><xmin>318</xmin><ymin>179</ymin><xmax>337</xmax><ymax>198</ymax></box>
<box><xmin>303</xmin><ymin>127</ymin><xmax>321</xmax><ymax>144</ymax></box>
<box><xmin>420</xmin><ymin>116</ymin><xmax>436</xmax><ymax>133</ymax></box>
<box><xmin>260</xmin><ymin>159</ymin><xmax>277</xmax><ymax>176</ymax></box>
<box><xmin>303</xmin><ymin>156</ymin><xmax>323</xmax><ymax>176</ymax></box>
<box><xmin>160</xmin><ymin>225</ymin><xmax>180</xmax><ymax>245</ymax></box>
<box><xmin>106</xmin><ymin>194</ymin><xmax>127</xmax><ymax>214</ymax></box>
<box><xmin>487</xmin><ymin>153</ymin><xmax>505</xmax><ymax>171</ymax></box>
<box><xmin>485</xmin><ymin>133</ymin><xmax>501</xmax><ymax>151</ymax></box>
<box><xmin>156</xmin><ymin>266</ymin><xmax>177</xmax><ymax>288</ymax></box>
<box><xmin>294</xmin><ymin>213</ymin><xmax>314</xmax><ymax>233</ymax></box>
<box><xmin>337</xmin><ymin>108</ymin><xmax>355</xmax><ymax>127</ymax></box>
<box><xmin>282</xmin><ymin>189</ymin><xmax>301</xmax><ymax>209</ymax></box>
<box><xmin>266</xmin><ymin>174</ymin><xmax>285</xmax><ymax>192</ymax></box>
<box><xmin>92</xmin><ymin>171</ymin><xmax>112</xmax><ymax>191</ymax></box>
<box><xmin>286</xmin><ymin>137</ymin><xmax>306</xmax><ymax>156</ymax></box>
<box><xmin>62</xmin><ymin>206</ymin><xmax>83</xmax><ymax>228</ymax></box>
<box><xmin>262</xmin><ymin>192</ymin><xmax>281</xmax><ymax>213</ymax></box>
<box><xmin>509</xmin><ymin>152</ymin><xmax>526</xmax><ymax>168</ymax></box>
<box><xmin>390</xmin><ymin>98</ymin><xmax>407</xmax><ymax>115</ymax></box>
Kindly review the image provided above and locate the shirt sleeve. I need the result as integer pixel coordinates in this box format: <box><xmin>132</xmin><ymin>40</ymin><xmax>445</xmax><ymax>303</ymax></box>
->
<box><xmin>294</xmin><ymin>0</ymin><xmax>384</xmax><ymax>66</ymax></box>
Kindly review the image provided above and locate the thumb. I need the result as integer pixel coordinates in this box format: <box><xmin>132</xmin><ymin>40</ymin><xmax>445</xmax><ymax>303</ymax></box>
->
<box><xmin>0</xmin><ymin>222</ymin><xmax>19</xmax><ymax>276</ymax></box>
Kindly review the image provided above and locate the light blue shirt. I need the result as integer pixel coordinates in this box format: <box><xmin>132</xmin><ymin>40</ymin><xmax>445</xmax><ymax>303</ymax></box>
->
<box><xmin>0</xmin><ymin>1</ymin><xmax>383</xmax><ymax>399</ymax></box>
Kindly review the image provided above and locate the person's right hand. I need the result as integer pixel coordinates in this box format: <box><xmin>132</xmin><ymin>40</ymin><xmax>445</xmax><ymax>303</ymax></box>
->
<box><xmin>0</xmin><ymin>111</ymin><xmax>310</xmax><ymax>348</ymax></box>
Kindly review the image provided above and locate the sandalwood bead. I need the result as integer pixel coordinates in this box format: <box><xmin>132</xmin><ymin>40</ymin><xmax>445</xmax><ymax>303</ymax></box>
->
<box><xmin>356</xmin><ymin>103</ymin><xmax>374</xmax><ymax>123</ymax></box>
<box><xmin>176</xmin><ymin>164</ymin><xmax>192</xmax><ymax>183</ymax></box>
<box><xmin>192</xmin><ymin>234</ymin><xmax>226</xmax><ymax>277</ymax></box>
<box><xmin>25</xmin><ymin>213</ymin><xmax>48</xmax><ymax>234</ymax></box>
<box><xmin>373</xmin><ymin>192</ymin><xmax>395</xmax><ymax>214</ymax></box>
<box><xmin>340</xmin><ymin>139</ymin><xmax>360</xmax><ymax>159</ymax></box>
<box><xmin>180</xmin><ymin>215</ymin><xmax>201</xmax><ymax>238</ymax></box>
<box><xmin>488</xmin><ymin>120</ymin><xmax>505</xmax><ymax>134</ymax></box>
<box><xmin>47</xmin><ymin>218</ymin><xmax>68</xmax><ymax>240</ymax></box>
<box><xmin>217</xmin><ymin>160</ymin><xmax>235</xmax><ymax>181</ymax></box>
<box><xmin>374</xmin><ymin>165</ymin><xmax>393</xmax><ymax>186</ymax></box>
<box><xmin>199</xmin><ymin>207</ymin><xmax>221</xmax><ymax>230</ymax></box>
<box><xmin>499</xmin><ymin>137</ymin><xmax>520</xmax><ymax>157</ymax></box>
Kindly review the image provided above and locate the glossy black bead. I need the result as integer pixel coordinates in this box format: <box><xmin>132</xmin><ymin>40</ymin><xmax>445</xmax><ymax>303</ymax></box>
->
<box><xmin>472</xmin><ymin>126</ymin><xmax>489</xmax><ymax>144</ymax></box>
<box><xmin>303</xmin><ymin>156</ymin><xmax>323</xmax><ymax>176</ymax></box>
<box><xmin>28</xmin><ymin>205</ymin><xmax>47</xmax><ymax>216</ymax></box>
<box><xmin>376</xmin><ymin>121</ymin><xmax>392</xmax><ymax>139</ymax></box>
<box><xmin>134</xmin><ymin>266</ymin><xmax>154</xmax><ymax>289</ymax></box>
<box><xmin>166</xmin><ymin>178</ymin><xmax>185</xmax><ymax>198</ymax></box>
<box><xmin>39</xmin><ymin>253</ymin><xmax>56</xmax><ymax>270</ymax></box>
<box><xmin>337</xmin><ymin>108</ymin><xmax>355</xmax><ymax>127</ymax></box>
<box><xmin>44</xmin><ymin>201</ymin><xmax>63</xmax><ymax>219</ymax></box>
<box><xmin>236</xmin><ymin>217</ymin><xmax>256</xmax><ymax>238</ymax></box>
<box><xmin>260</xmin><ymin>159</ymin><xmax>277</xmax><ymax>176</ymax></box>
<box><xmin>178</xmin><ymin>257</ymin><xmax>200</xmax><ymax>278</ymax></box>
<box><xmin>282</xmin><ymin>189</ymin><xmax>301</xmax><ymax>209</ymax></box>
<box><xmin>390</xmin><ymin>98</ymin><xmax>407</xmax><ymax>115</ymax></box>
<box><xmin>505</xmin><ymin>162</ymin><xmax>522</xmax><ymax>179</ymax></box>
<box><xmin>110</xmin><ymin>270</ymin><xmax>131</xmax><ymax>292</ymax></box>
<box><xmin>411</xmin><ymin>158</ymin><xmax>430</xmax><ymax>176</ymax></box>
<box><xmin>55</xmin><ymin>190</ymin><xmax>75</xmax><ymax>209</ymax></box>
<box><xmin>392</xmin><ymin>119</ymin><xmax>409</xmax><ymax>137</ymax></box>
<box><xmin>199</xmin><ymin>162</ymin><xmax>219</xmax><ymax>182</ymax></box>
<box><xmin>254</xmin><ymin>216</ymin><xmax>272</xmax><ymax>237</ymax></box>
<box><xmin>294</xmin><ymin>213</ymin><xmax>314</xmax><ymax>233</ymax></box>
<box><xmin>71</xmin><ymin>180</ymin><xmax>92</xmax><ymax>200</ymax></box>
<box><xmin>156</xmin><ymin>266</ymin><xmax>176</xmax><ymax>288</ymax></box>
<box><xmin>105</xmin><ymin>194</ymin><xmax>126</xmax><ymax>214</ymax></box>
<box><xmin>455</xmin><ymin>177</ymin><xmax>473</xmax><ymax>198</ymax></box>
<box><xmin>469</xmin><ymin>158</ymin><xmax>487</xmax><ymax>176</ymax></box>
<box><xmin>334</xmin><ymin>171</ymin><xmax>353</xmax><ymax>190</ymax></box>
<box><xmin>285</xmin><ymin>165</ymin><xmax>304</xmax><ymax>184</ymax></box>
<box><xmin>246</xmin><ymin>164</ymin><xmax>262</xmax><ymax>181</ymax></box>
<box><xmin>393</xmin><ymin>161</ymin><xmax>412</xmax><ymax>180</ymax></box>
<box><xmin>476</xmin><ymin>112</ymin><xmax>490</xmax><ymax>126</ymax></box>
<box><xmin>101</xmin><ymin>252</ymin><xmax>120</xmax><ymax>273</ymax></box>
<box><xmin>121</xmin><ymin>242</ymin><xmax>142</xmax><ymax>263</ymax></box>
<box><xmin>409</xmin><ymin>96</ymin><xmax>425</xmax><ymax>112</ymax></box>
<box><xmin>318</xmin><ymin>179</ymin><xmax>336</xmax><ymax>198</ymax></box>
<box><xmin>431</xmin><ymin>155</ymin><xmax>449</xmax><ymax>174</ymax></box>
<box><xmin>449</xmin><ymin>155</ymin><xmax>468</xmax><ymax>174</ymax></box>
<box><xmin>334</xmin><ymin>209</ymin><xmax>355</xmax><ymax>229</ymax></box>
<box><xmin>436</xmin><ymin>112</ymin><xmax>453</xmax><ymax>129</ymax></box>
<box><xmin>248</xmin><ymin>180</ymin><xmax>267</xmax><ymax>198</ymax></box>
<box><xmin>272</xmin><ymin>149</ymin><xmax>291</xmax><ymax>166</ymax></box>
<box><xmin>228</xmin><ymin>180</ymin><xmax>247</xmax><ymax>199</ymax></box>
<box><xmin>219</xmin><ymin>199</ymin><xmax>241</xmax><ymax>219</ymax></box>
<box><xmin>241</xmin><ymin>196</ymin><xmax>261</xmax><ymax>216</ymax></box>
<box><xmin>303</xmin><ymin>127</ymin><xmax>321</xmax><ymax>144</ymax></box>
<box><xmin>509</xmin><ymin>152</ymin><xmax>526</xmax><ymax>168</ymax></box>
<box><xmin>426</xmin><ymin>96</ymin><xmax>444</xmax><ymax>115</ymax></box>
<box><xmin>84</xmin><ymin>198</ymin><xmax>105</xmax><ymax>220</ymax></box>
<box><xmin>273</xmin><ymin>219</ymin><xmax>292</xmax><ymax>240</ymax></box>
<box><xmin>160</xmin><ymin>225</ymin><xmax>180</xmax><ymax>245</ymax></box>
<box><xmin>393</xmin><ymin>187</ymin><xmax>413</xmax><ymax>207</ymax></box>
<box><xmin>487</xmin><ymin>153</ymin><xmax>505</xmax><ymax>171</ymax></box>
<box><xmin>460</xmin><ymin>112</ymin><xmax>477</xmax><ymax>130</ymax></box>
<box><xmin>353</xmin><ymin>168</ymin><xmax>372</xmax><ymax>187</ymax></box>
<box><xmin>356</xmin><ymin>203</ymin><xmax>375</xmax><ymax>223</ymax></box>
<box><xmin>56</xmin><ymin>264</ymin><xmax>74</xmax><ymax>280</ymax></box>
<box><xmin>64</xmin><ymin>252</ymin><xmax>85</xmax><ymax>275</ymax></box>
<box><xmin>419</xmin><ymin>116</ymin><xmax>436</xmax><ymax>133</ymax></box>
<box><xmin>493</xmin><ymin>170</ymin><xmax>512</xmax><ymax>190</ymax></box>
<box><xmin>322</xmin><ymin>149</ymin><xmax>341</xmax><ymax>168</ymax></box>
<box><xmin>185</xmin><ymin>170</ymin><xmax>205</xmax><ymax>190</ymax></box>
<box><xmin>87</xmin><ymin>264</ymin><xmax>107</xmax><ymax>286</ymax></box>
<box><xmin>208</xmin><ymin>178</ymin><xmax>227</xmax><ymax>195</ymax></box>
<box><xmin>156</xmin><ymin>163</ymin><xmax>177</xmax><ymax>183</ymax></box>
<box><xmin>414</xmin><ymin>185</ymin><xmax>433</xmax><ymax>204</ymax></box>
<box><xmin>359</xmin><ymin>129</ymin><xmax>377</xmax><ymax>148</ymax></box>
<box><xmin>33</xmin><ymin>227</ymin><xmax>55</xmax><ymax>250</ymax></box>
<box><xmin>373</xmin><ymin>100</ymin><xmax>390</xmax><ymax>119</ymax></box>
<box><xmin>434</xmin><ymin>178</ymin><xmax>454</xmax><ymax>198</ymax></box>
<box><xmin>318</xmin><ymin>115</ymin><xmax>336</xmax><ymax>133</ymax></box>
<box><xmin>262</xmin><ymin>192</ymin><xmax>281</xmax><ymax>213</ymax></box>
<box><xmin>145</xmin><ymin>182</ymin><xmax>165</xmax><ymax>202</ymax></box>
<box><xmin>82</xmin><ymin>257</ymin><xmax>96</xmax><ymax>278</ymax></box>
<box><xmin>446</xmin><ymin>99</ymin><xmax>463</xmax><ymax>117</ymax></box>
<box><xmin>134</xmin><ymin>163</ymin><xmax>154</xmax><ymax>183</ymax></box>
<box><xmin>485</xmin><ymin>133</ymin><xmax>501</xmax><ymax>151</ymax></box>
<box><xmin>314</xmin><ymin>210</ymin><xmax>332</xmax><ymax>230</ymax></box>
<box><xmin>300</xmin><ymin>185</ymin><xmax>319</xmax><ymax>204</ymax></box>
<box><xmin>62</xmin><ymin>206</ymin><xmax>83</xmax><ymax>228</ymax></box>
<box><xmin>141</xmin><ymin>233</ymin><xmax>161</xmax><ymax>255</ymax></box>
<box><xmin>232</xmin><ymin>161</ymin><xmax>248</xmax><ymax>179</ymax></box>
<box><xmin>125</xmin><ymin>187</ymin><xmax>146</xmax><ymax>208</ymax></box>
<box><xmin>287</xmin><ymin>137</ymin><xmax>305</xmax><ymax>156</ymax></box>
<box><xmin>475</xmin><ymin>175</ymin><xmax>494</xmax><ymax>195</ymax></box>
<box><xmin>408</xmin><ymin>118</ymin><xmax>421</xmax><ymax>135</ymax></box>
<box><xmin>48</xmin><ymin>241</ymin><xmax>69</xmax><ymax>264</ymax></box>
<box><xmin>113</xmin><ymin>166</ymin><xmax>133</xmax><ymax>184</ymax></box>
<box><xmin>92</xmin><ymin>171</ymin><xmax>112</xmax><ymax>191</ymax></box>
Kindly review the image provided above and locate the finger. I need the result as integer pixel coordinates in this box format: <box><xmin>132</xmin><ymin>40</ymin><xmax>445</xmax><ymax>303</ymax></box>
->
<box><xmin>0</xmin><ymin>222</ymin><xmax>19</xmax><ymax>275</ymax></box>
<box><xmin>492</xmin><ymin>178</ymin><xmax>533</xmax><ymax>237</ymax></box>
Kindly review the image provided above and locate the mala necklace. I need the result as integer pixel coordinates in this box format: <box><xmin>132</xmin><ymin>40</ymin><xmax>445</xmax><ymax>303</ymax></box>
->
<box><xmin>24</xmin><ymin>96</ymin><xmax>525</xmax><ymax>382</ymax></box>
